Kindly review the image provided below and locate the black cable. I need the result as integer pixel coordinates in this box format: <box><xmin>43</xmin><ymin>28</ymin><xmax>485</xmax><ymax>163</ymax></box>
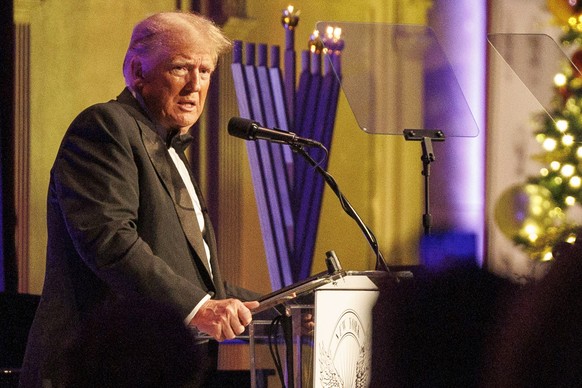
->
<box><xmin>267</xmin><ymin>315</ymin><xmax>286</xmax><ymax>388</ymax></box>
<box><xmin>292</xmin><ymin>144</ymin><xmax>391</xmax><ymax>273</ymax></box>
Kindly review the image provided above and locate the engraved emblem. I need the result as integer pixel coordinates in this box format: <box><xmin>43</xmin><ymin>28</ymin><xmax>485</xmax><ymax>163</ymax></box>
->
<box><xmin>318</xmin><ymin>309</ymin><xmax>370</xmax><ymax>387</ymax></box>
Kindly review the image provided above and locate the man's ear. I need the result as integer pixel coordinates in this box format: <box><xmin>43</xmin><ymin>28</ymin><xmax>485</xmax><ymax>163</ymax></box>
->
<box><xmin>130</xmin><ymin>58</ymin><xmax>145</xmax><ymax>88</ymax></box>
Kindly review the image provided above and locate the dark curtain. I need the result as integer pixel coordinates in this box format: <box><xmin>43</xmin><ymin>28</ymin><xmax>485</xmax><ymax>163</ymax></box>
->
<box><xmin>0</xmin><ymin>0</ymin><xmax>16</xmax><ymax>292</ymax></box>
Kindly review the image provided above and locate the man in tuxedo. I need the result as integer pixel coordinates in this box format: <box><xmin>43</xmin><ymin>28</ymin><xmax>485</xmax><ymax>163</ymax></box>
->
<box><xmin>20</xmin><ymin>11</ymin><xmax>259</xmax><ymax>387</ymax></box>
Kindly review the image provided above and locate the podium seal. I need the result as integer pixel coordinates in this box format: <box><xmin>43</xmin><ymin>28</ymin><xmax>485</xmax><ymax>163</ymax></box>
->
<box><xmin>318</xmin><ymin>309</ymin><xmax>370</xmax><ymax>387</ymax></box>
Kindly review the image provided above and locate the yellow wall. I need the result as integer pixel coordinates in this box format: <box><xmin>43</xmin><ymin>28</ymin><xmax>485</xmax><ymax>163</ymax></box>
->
<box><xmin>18</xmin><ymin>0</ymin><xmax>429</xmax><ymax>295</ymax></box>
<box><xmin>19</xmin><ymin>0</ymin><xmax>176</xmax><ymax>294</ymax></box>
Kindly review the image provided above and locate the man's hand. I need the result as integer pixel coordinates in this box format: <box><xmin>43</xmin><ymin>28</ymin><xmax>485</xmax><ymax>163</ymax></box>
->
<box><xmin>189</xmin><ymin>299</ymin><xmax>260</xmax><ymax>341</ymax></box>
<box><xmin>301</xmin><ymin>312</ymin><xmax>315</xmax><ymax>336</ymax></box>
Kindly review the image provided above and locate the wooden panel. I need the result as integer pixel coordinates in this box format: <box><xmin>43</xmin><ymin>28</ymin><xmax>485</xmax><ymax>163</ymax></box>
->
<box><xmin>14</xmin><ymin>23</ymin><xmax>30</xmax><ymax>293</ymax></box>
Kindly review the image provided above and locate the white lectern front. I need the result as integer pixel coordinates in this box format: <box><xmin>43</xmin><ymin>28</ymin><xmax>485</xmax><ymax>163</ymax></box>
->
<box><xmin>249</xmin><ymin>270</ymin><xmax>388</xmax><ymax>388</ymax></box>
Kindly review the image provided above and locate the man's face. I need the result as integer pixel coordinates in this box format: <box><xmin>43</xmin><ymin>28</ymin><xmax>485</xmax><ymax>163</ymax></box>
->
<box><xmin>137</xmin><ymin>32</ymin><xmax>215</xmax><ymax>134</ymax></box>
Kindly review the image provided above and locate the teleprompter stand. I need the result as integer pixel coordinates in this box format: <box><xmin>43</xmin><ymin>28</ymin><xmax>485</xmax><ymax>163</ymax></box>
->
<box><xmin>403</xmin><ymin>129</ymin><xmax>446</xmax><ymax>235</ymax></box>
<box><xmin>315</xmin><ymin>22</ymin><xmax>480</xmax><ymax>234</ymax></box>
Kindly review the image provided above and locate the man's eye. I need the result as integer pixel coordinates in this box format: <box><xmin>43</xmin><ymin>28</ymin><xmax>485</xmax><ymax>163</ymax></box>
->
<box><xmin>171</xmin><ymin>66</ymin><xmax>189</xmax><ymax>75</ymax></box>
<box><xmin>200</xmin><ymin>68</ymin><xmax>213</xmax><ymax>79</ymax></box>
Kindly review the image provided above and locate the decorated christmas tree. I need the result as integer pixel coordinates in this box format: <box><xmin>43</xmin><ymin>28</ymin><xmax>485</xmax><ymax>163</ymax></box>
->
<box><xmin>495</xmin><ymin>0</ymin><xmax>582</xmax><ymax>262</ymax></box>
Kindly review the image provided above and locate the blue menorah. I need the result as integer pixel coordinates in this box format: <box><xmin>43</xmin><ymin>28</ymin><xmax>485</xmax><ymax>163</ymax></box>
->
<box><xmin>231</xmin><ymin>8</ymin><xmax>343</xmax><ymax>289</ymax></box>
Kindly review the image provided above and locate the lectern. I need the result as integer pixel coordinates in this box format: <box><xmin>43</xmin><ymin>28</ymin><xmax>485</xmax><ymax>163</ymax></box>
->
<box><xmin>249</xmin><ymin>268</ymin><xmax>389</xmax><ymax>388</ymax></box>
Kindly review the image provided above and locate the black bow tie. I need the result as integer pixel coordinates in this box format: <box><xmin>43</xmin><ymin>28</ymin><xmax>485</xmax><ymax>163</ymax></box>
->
<box><xmin>167</xmin><ymin>132</ymin><xmax>194</xmax><ymax>154</ymax></box>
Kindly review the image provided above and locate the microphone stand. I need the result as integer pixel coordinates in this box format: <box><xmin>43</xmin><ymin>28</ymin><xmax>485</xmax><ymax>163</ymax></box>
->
<box><xmin>420</xmin><ymin>137</ymin><xmax>434</xmax><ymax>235</ymax></box>
<box><xmin>291</xmin><ymin>144</ymin><xmax>391</xmax><ymax>273</ymax></box>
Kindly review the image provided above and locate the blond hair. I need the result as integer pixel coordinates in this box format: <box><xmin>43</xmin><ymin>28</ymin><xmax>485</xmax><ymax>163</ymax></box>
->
<box><xmin>122</xmin><ymin>12</ymin><xmax>232</xmax><ymax>87</ymax></box>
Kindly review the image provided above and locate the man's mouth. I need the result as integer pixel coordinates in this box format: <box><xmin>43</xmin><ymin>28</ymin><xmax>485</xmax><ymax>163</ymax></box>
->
<box><xmin>178</xmin><ymin>101</ymin><xmax>196</xmax><ymax>111</ymax></box>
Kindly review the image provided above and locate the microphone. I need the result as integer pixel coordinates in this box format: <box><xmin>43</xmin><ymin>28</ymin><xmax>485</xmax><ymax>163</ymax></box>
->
<box><xmin>228</xmin><ymin>117</ymin><xmax>322</xmax><ymax>148</ymax></box>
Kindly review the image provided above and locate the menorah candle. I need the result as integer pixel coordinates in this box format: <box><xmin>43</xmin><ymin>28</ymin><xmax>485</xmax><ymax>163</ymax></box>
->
<box><xmin>281</xmin><ymin>5</ymin><xmax>299</xmax><ymax>129</ymax></box>
<box><xmin>231</xmin><ymin>41</ymin><xmax>250</xmax><ymax>117</ymax></box>
<box><xmin>330</xmin><ymin>27</ymin><xmax>343</xmax><ymax>77</ymax></box>
<box><xmin>294</xmin><ymin>50</ymin><xmax>311</xmax><ymax>138</ymax></box>
<box><xmin>269</xmin><ymin>45</ymin><xmax>290</xmax><ymax>130</ymax></box>
<box><xmin>269</xmin><ymin>45</ymin><xmax>295</xmax><ymax>185</ymax></box>
<box><xmin>257</xmin><ymin>43</ymin><xmax>274</xmax><ymax>125</ymax></box>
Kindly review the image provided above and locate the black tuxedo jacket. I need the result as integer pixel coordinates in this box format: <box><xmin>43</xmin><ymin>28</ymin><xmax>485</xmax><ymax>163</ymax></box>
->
<box><xmin>20</xmin><ymin>88</ymin><xmax>256</xmax><ymax>386</ymax></box>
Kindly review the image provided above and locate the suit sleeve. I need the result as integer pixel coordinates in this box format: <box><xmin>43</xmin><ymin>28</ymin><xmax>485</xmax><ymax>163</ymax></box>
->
<box><xmin>51</xmin><ymin>104</ymin><xmax>208</xmax><ymax>317</ymax></box>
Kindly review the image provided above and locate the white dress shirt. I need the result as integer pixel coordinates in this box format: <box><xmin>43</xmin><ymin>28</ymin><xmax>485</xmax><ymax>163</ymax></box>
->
<box><xmin>168</xmin><ymin>146</ymin><xmax>212</xmax><ymax>324</ymax></box>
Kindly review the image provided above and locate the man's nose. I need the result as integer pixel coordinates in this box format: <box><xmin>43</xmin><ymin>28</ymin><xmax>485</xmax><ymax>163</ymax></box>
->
<box><xmin>185</xmin><ymin>70</ymin><xmax>201</xmax><ymax>92</ymax></box>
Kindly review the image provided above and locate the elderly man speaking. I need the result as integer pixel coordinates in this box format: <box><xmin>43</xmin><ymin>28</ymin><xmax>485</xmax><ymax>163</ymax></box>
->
<box><xmin>20</xmin><ymin>12</ymin><xmax>260</xmax><ymax>387</ymax></box>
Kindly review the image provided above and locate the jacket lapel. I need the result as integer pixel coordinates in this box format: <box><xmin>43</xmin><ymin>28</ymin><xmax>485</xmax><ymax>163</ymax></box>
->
<box><xmin>178</xmin><ymin>153</ymin><xmax>227</xmax><ymax>299</ymax></box>
<box><xmin>116</xmin><ymin>89</ymin><xmax>213</xmax><ymax>279</ymax></box>
<box><xmin>141</xmin><ymin>126</ymin><xmax>212</xmax><ymax>277</ymax></box>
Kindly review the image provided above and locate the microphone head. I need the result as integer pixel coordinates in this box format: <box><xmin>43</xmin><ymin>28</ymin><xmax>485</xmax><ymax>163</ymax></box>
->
<box><xmin>228</xmin><ymin>117</ymin><xmax>259</xmax><ymax>140</ymax></box>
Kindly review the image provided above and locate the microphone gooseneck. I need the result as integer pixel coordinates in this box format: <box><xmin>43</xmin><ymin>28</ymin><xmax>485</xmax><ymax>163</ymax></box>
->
<box><xmin>227</xmin><ymin>117</ymin><xmax>322</xmax><ymax>148</ymax></box>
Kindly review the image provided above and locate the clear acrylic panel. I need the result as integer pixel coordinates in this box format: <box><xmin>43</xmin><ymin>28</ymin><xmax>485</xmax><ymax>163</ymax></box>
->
<box><xmin>315</xmin><ymin>22</ymin><xmax>480</xmax><ymax>137</ymax></box>
<box><xmin>488</xmin><ymin>33</ymin><xmax>581</xmax><ymax>124</ymax></box>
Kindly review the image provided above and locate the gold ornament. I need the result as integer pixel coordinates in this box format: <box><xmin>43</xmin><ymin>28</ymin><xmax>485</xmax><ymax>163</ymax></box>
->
<box><xmin>493</xmin><ymin>183</ymin><xmax>579</xmax><ymax>261</ymax></box>
<box><xmin>494</xmin><ymin>183</ymin><xmax>563</xmax><ymax>244</ymax></box>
